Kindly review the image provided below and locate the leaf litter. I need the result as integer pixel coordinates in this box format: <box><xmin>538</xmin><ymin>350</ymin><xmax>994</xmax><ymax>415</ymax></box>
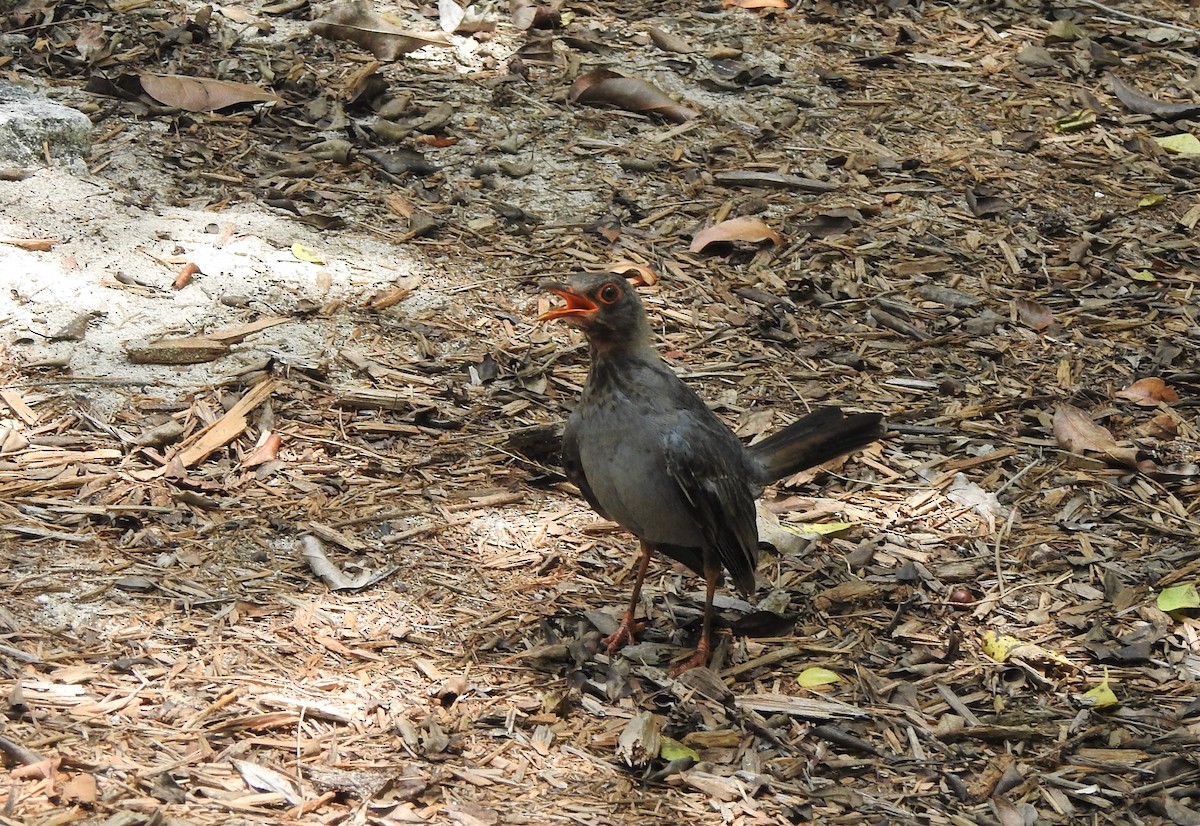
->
<box><xmin>1</xmin><ymin>0</ymin><xmax>1199</xmax><ymax>823</ymax></box>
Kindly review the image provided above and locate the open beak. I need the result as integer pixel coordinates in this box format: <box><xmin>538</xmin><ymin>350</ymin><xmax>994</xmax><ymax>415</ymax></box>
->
<box><xmin>539</xmin><ymin>283</ymin><xmax>597</xmax><ymax>322</ymax></box>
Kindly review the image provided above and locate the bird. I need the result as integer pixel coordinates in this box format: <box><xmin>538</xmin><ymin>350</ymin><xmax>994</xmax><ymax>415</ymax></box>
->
<box><xmin>540</xmin><ymin>271</ymin><xmax>884</xmax><ymax>673</ymax></box>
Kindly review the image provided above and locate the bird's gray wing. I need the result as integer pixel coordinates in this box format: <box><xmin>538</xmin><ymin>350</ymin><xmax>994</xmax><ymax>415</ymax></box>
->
<box><xmin>661</xmin><ymin>424</ymin><xmax>759</xmax><ymax>595</ymax></box>
<box><xmin>562</xmin><ymin>415</ymin><xmax>610</xmax><ymax>520</ymax></box>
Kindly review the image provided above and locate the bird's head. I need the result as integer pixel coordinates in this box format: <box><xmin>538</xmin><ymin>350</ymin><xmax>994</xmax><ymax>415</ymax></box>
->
<box><xmin>539</xmin><ymin>272</ymin><xmax>652</xmax><ymax>350</ymax></box>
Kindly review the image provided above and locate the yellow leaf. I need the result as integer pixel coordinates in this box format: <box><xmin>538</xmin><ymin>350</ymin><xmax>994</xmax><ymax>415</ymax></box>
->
<box><xmin>981</xmin><ymin>631</ymin><xmax>1072</xmax><ymax>667</ymax></box>
<box><xmin>1155</xmin><ymin>133</ymin><xmax>1200</xmax><ymax>154</ymax></box>
<box><xmin>292</xmin><ymin>242</ymin><xmax>326</xmax><ymax>264</ymax></box>
<box><xmin>1082</xmin><ymin>668</ymin><xmax>1119</xmax><ymax>709</ymax></box>
<box><xmin>981</xmin><ymin>630</ymin><xmax>1021</xmax><ymax>662</ymax></box>
<box><xmin>797</xmin><ymin>667</ymin><xmax>842</xmax><ymax>687</ymax></box>
<box><xmin>1130</xmin><ymin>270</ymin><xmax>1157</xmax><ymax>282</ymax></box>
<box><xmin>1137</xmin><ymin>194</ymin><xmax>1164</xmax><ymax>208</ymax></box>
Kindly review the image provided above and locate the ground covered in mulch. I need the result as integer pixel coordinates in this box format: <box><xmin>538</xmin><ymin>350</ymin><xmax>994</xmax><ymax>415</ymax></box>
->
<box><xmin>2</xmin><ymin>0</ymin><xmax>1200</xmax><ymax>823</ymax></box>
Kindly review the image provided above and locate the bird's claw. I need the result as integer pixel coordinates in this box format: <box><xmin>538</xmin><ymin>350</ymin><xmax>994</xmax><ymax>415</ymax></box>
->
<box><xmin>602</xmin><ymin>617</ymin><xmax>647</xmax><ymax>655</ymax></box>
<box><xmin>668</xmin><ymin>643</ymin><xmax>711</xmax><ymax>676</ymax></box>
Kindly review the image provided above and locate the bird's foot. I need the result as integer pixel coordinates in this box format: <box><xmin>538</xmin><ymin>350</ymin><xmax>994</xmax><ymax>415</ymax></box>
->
<box><xmin>668</xmin><ymin>643</ymin><xmax>711</xmax><ymax>676</ymax></box>
<box><xmin>602</xmin><ymin>617</ymin><xmax>647</xmax><ymax>655</ymax></box>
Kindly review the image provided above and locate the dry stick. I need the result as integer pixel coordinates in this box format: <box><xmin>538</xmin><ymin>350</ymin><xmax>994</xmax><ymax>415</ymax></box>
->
<box><xmin>993</xmin><ymin>507</ymin><xmax>1020</xmax><ymax>599</ymax></box>
<box><xmin>1076</xmin><ymin>0</ymin><xmax>1200</xmax><ymax>36</ymax></box>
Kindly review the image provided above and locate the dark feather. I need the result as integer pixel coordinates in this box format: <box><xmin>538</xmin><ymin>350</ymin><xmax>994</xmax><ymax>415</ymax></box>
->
<box><xmin>662</xmin><ymin>430</ymin><xmax>758</xmax><ymax>595</ymax></box>
<box><xmin>748</xmin><ymin>408</ymin><xmax>884</xmax><ymax>485</ymax></box>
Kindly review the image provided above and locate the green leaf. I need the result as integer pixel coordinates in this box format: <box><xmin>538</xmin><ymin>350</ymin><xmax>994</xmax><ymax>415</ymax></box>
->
<box><xmin>1157</xmin><ymin>582</ymin><xmax>1200</xmax><ymax>613</ymax></box>
<box><xmin>797</xmin><ymin>666</ymin><xmax>842</xmax><ymax>687</ymax></box>
<box><xmin>1046</xmin><ymin>19</ymin><xmax>1084</xmax><ymax>42</ymax></box>
<box><xmin>1155</xmin><ymin>133</ymin><xmax>1200</xmax><ymax>155</ymax></box>
<box><xmin>1052</xmin><ymin>110</ymin><xmax>1096</xmax><ymax>133</ymax></box>
<box><xmin>1137</xmin><ymin>194</ymin><xmax>1165</xmax><ymax>208</ymax></box>
<box><xmin>1130</xmin><ymin>270</ymin><xmax>1157</xmax><ymax>282</ymax></box>
<box><xmin>659</xmin><ymin>737</ymin><xmax>700</xmax><ymax>763</ymax></box>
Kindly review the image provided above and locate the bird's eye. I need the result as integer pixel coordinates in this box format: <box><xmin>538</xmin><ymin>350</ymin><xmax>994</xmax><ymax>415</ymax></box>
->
<box><xmin>597</xmin><ymin>283</ymin><xmax>621</xmax><ymax>304</ymax></box>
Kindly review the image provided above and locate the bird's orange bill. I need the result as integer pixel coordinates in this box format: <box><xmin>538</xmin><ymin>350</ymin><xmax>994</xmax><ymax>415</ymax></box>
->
<box><xmin>539</xmin><ymin>285</ymin><xmax>598</xmax><ymax>322</ymax></box>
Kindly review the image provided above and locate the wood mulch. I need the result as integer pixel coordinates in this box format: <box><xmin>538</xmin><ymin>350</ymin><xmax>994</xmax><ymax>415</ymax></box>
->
<box><xmin>2</xmin><ymin>0</ymin><xmax>1200</xmax><ymax>823</ymax></box>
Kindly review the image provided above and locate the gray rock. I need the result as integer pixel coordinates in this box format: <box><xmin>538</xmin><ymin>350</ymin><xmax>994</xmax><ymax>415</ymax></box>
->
<box><xmin>0</xmin><ymin>81</ymin><xmax>92</xmax><ymax>169</ymax></box>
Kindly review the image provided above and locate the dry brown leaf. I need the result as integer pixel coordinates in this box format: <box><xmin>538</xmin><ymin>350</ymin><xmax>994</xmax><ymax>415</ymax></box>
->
<box><xmin>125</xmin><ymin>337</ymin><xmax>229</xmax><ymax>365</ymax></box>
<box><xmin>1014</xmin><ymin>297</ymin><xmax>1054</xmax><ymax>331</ymax></box>
<box><xmin>569</xmin><ymin>69</ymin><xmax>697</xmax><ymax>123</ymax></box>
<box><xmin>690</xmin><ymin>217</ymin><xmax>785</xmax><ymax>252</ymax></box>
<box><xmin>234</xmin><ymin>759</ymin><xmax>302</xmax><ymax>804</ymax></box>
<box><xmin>1116</xmin><ymin>377</ymin><xmax>1179</xmax><ymax>406</ymax></box>
<box><xmin>243</xmin><ymin>432</ymin><xmax>282</xmax><ymax>467</ymax></box>
<box><xmin>647</xmin><ymin>26</ymin><xmax>695</xmax><ymax>53</ymax></box>
<box><xmin>11</xmin><ymin>756</ymin><xmax>61</xmax><ymax>780</ymax></box>
<box><xmin>1141</xmin><ymin>412</ymin><xmax>1178</xmax><ymax>439</ymax></box>
<box><xmin>139</xmin><ymin>75</ymin><xmax>283</xmax><ymax>112</ymax></box>
<box><xmin>586</xmin><ymin>260</ymin><xmax>659</xmax><ymax>286</ymax></box>
<box><xmin>1053</xmin><ymin>405</ymin><xmax>1138</xmax><ymax>467</ymax></box>
<box><xmin>511</xmin><ymin>0</ymin><xmax>560</xmax><ymax>30</ymax></box>
<box><xmin>62</xmin><ymin>772</ymin><xmax>98</xmax><ymax>804</ymax></box>
<box><xmin>173</xmin><ymin>261</ymin><xmax>200</xmax><ymax>289</ymax></box>
<box><xmin>2</xmin><ymin>237</ymin><xmax>60</xmax><ymax>251</ymax></box>
<box><xmin>722</xmin><ymin>0</ymin><xmax>788</xmax><ymax>7</ymax></box>
<box><xmin>617</xmin><ymin>711</ymin><xmax>662</xmax><ymax>768</ymax></box>
<box><xmin>1107</xmin><ymin>75</ymin><xmax>1200</xmax><ymax>121</ymax></box>
<box><xmin>74</xmin><ymin>21</ymin><xmax>107</xmax><ymax>62</ymax></box>
<box><xmin>311</xmin><ymin>0</ymin><xmax>452</xmax><ymax>61</ymax></box>
<box><xmin>991</xmin><ymin>795</ymin><xmax>1028</xmax><ymax>826</ymax></box>
<box><xmin>966</xmin><ymin>187</ymin><xmax>1014</xmax><ymax>217</ymax></box>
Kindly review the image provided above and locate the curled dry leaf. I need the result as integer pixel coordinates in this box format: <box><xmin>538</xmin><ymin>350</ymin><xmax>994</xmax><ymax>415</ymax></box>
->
<box><xmin>435</xmin><ymin>675</ymin><xmax>470</xmax><ymax>707</ymax></box>
<box><xmin>617</xmin><ymin>711</ymin><xmax>662</xmax><ymax>768</ymax></box>
<box><xmin>173</xmin><ymin>261</ymin><xmax>200</xmax><ymax>289</ymax></box>
<box><xmin>690</xmin><ymin>216</ymin><xmax>785</xmax><ymax>253</ymax></box>
<box><xmin>1107</xmin><ymin>75</ymin><xmax>1200</xmax><ymax>121</ymax></box>
<box><xmin>139</xmin><ymin>75</ymin><xmax>284</xmax><ymax>112</ymax></box>
<box><xmin>299</xmin><ymin>535</ymin><xmax>398</xmax><ymax>591</ymax></box>
<box><xmin>1116</xmin><ymin>377</ymin><xmax>1179</xmax><ymax>406</ymax></box>
<box><xmin>2</xmin><ymin>237</ymin><xmax>60</xmax><ymax>251</ymax></box>
<box><xmin>965</xmin><ymin>187</ymin><xmax>1014</xmax><ymax>218</ymax></box>
<box><xmin>1053</xmin><ymin>405</ymin><xmax>1138</xmax><ymax>468</ymax></box>
<box><xmin>234</xmin><ymin>759</ymin><xmax>303</xmax><ymax>805</ymax></box>
<box><xmin>439</xmin><ymin>0</ymin><xmax>495</xmax><ymax>33</ymax></box>
<box><xmin>647</xmin><ymin>26</ymin><xmax>695</xmax><ymax>54</ymax></box>
<box><xmin>311</xmin><ymin>0</ymin><xmax>452</xmax><ymax>61</ymax></box>
<box><xmin>243</xmin><ymin>431</ymin><xmax>283</xmax><ymax>467</ymax></box>
<box><xmin>511</xmin><ymin>0</ymin><xmax>561</xmax><ymax>30</ymax></box>
<box><xmin>588</xmin><ymin>260</ymin><xmax>659</xmax><ymax>286</ymax></box>
<box><xmin>439</xmin><ymin>0</ymin><xmax>465</xmax><ymax>32</ymax></box>
<box><xmin>569</xmin><ymin>69</ymin><xmax>697</xmax><ymax>124</ymax></box>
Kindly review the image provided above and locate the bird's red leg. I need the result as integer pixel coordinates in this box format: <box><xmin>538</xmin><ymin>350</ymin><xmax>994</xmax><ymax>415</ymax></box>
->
<box><xmin>603</xmin><ymin>540</ymin><xmax>652</xmax><ymax>654</ymax></box>
<box><xmin>670</xmin><ymin>563</ymin><xmax>720</xmax><ymax>675</ymax></box>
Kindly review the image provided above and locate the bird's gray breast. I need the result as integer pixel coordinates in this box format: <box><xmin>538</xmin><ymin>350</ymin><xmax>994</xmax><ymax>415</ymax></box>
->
<box><xmin>570</xmin><ymin>393</ymin><xmax>707</xmax><ymax>549</ymax></box>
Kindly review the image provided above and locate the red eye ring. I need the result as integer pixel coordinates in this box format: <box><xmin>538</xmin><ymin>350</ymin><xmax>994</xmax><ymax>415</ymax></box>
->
<box><xmin>597</xmin><ymin>283</ymin><xmax>621</xmax><ymax>304</ymax></box>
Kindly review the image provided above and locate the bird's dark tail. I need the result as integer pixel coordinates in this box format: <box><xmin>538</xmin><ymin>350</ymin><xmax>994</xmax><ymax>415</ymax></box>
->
<box><xmin>747</xmin><ymin>407</ymin><xmax>884</xmax><ymax>485</ymax></box>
